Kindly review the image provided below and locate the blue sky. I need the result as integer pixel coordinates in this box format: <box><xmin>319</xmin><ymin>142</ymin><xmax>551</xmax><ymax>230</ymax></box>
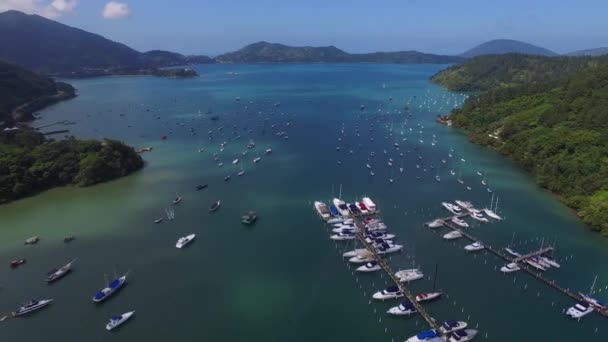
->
<box><xmin>4</xmin><ymin>0</ymin><xmax>608</xmax><ymax>55</ymax></box>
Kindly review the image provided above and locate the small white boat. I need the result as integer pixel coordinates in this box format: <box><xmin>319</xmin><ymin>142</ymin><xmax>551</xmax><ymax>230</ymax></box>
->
<box><xmin>172</xmin><ymin>196</ymin><xmax>182</xmax><ymax>204</ymax></box>
<box><xmin>454</xmin><ymin>200</ymin><xmax>474</xmax><ymax>209</ymax></box>
<box><xmin>314</xmin><ymin>201</ymin><xmax>330</xmax><ymax>220</ymax></box>
<box><xmin>387</xmin><ymin>300</ymin><xmax>417</xmax><ymax>316</ymax></box>
<box><xmin>426</xmin><ymin>219</ymin><xmax>444</xmax><ymax>228</ymax></box>
<box><xmin>441</xmin><ymin>202</ymin><xmax>462</xmax><ymax>215</ymax></box>
<box><xmin>524</xmin><ymin>258</ymin><xmax>546</xmax><ymax>271</ymax></box>
<box><xmin>450</xmin><ymin>217</ymin><xmax>469</xmax><ymax>228</ymax></box>
<box><xmin>176</xmin><ymin>234</ymin><xmax>196</xmax><ymax>249</ymax></box>
<box><xmin>483</xmin><ymin>208</ymin><xmax>503</xmax><ymax>220</ymax></box>
<box><xmin>443</xmin><ymin>231</ymin><xmax>463</xmax><ymax>240</ymax></box>
<box><xmin>12</xmin><ymin>299</ymin><xmax>53</xmax><ymax>316</ymax></box>
<box><xmin>154</xmin><ymin>218</ymin><xmax>163</xmax><ymax>224</ymax></box>
<box><xmin>439</xmin><ymin>320</ymin><xmax>468</xmax><ymax>334</ymax></box>
<box><xmin>500</xmin><ymin>263</ymin><xmax>520</xmax><ymax>273</ymax></box>
<box><xmin>464</xmin><ymin>242</ymin><xmax>484</xmax><ymax>252</ymax></box>
<box><xmin>106</xmin><ymin>310</ymin><xmax>135</xmax><ymax>331</ymax></box>
<box><xmin>566</xmin><ymin>302</ymin><xmax>594</xmax><ymax>319</ymax></box>
<box><xmin>332</xmin><ymin>198</ymin><xmax>351</xmax><ymax>217</ymax></box>
<box><xmin>372</xmin><ymin>286</ymin><xmax>403</xmax><ymax>300</ymax></box>
<box><xmin>375</xmin><ymin>242</ymin><xmax>403</xmax><ymax>255</ymax></box>
<box><xmin>504</xmin><ymin>248</ymin><xmax>521</xmax><ymax>257</ymax></box>
<box><xmin>232</xmin><ymin>158</ymin><xmax>239</xmax><ymax>165</ymax></box>
<box><xmin>265</xmin><ymin>149</ymin><xmax>272</xmax><ymax>154</ymax></box>
<box><xmin>469</xmin><ymin>210</ymin><xmax>489</xmax><ymax>223</ymax></box>
<box><xmin>447</xmin><ymin>329</ymin><xmax>478</xmax><ymax>342</ymax></box>
<box><xmin>395</xmin><ymin>269</ymin><xmax>424</xmax><ymax>282</ymax></box>
<box><xmin>342</xmin><ymin>248</ymin><xmax>366</xmax><ymax>258</ymax></box>
<box><xmin>415</xmin><ymin>292</ymin><xmax>442</xmax><ymax>303</ymax></box>
<box><xmin>330</xmin><ymin>232</ymin><xmax>355</xmax><ymax>241</ymax></box>
<box><xmin>405</xmin><ymin>329</ymin><xmax>443</xmax><ymax>342</ymax></box>
<box><xmin>541</xmin><ymin>257</ymin><xmax>561</xmax><ymax>268</ymax></box>
<box><xmin>332</xmin><ymin>227</ymin><xmax>357</xmax><ymax>234</ymax></box>
<box><xmin>253</xmin><ymin>157</ymin><xmax>261</xmax><ymax>163</ymax></box>
<box><xmin>356</xmin><ymin>262</ymin><xmax>381</xmax><ymax>272</ymax></box>
<box><xmin>348</xmin><ymin>252</ymin><xmax>375</xmax><ymax>264</ymax></box>
<box><xmin>355</xmin><ymin>201</ymin><xmax>369</xmax><ymax>214</ymax></box>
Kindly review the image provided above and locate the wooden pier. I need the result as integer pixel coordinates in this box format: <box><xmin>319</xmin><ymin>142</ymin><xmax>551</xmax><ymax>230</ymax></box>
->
<box><xmin>354</xmin><ymin>220</ymin><xmax>444</xmax><ymax>335</ymax></box>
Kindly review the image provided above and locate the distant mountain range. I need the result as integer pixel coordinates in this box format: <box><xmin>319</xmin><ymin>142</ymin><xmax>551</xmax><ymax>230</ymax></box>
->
<box><xmin>460</xmin><ymin>39</ymin><xmax>558</xmax><ymax>58</ymax></box>
<box><xmin>214</xmin><ymin>41</ymin><xmax>462</xmax><ymax>64</ymax></box>
<box><xmin>565</xmin><ymin>47</ymin><xmax>608</xmax><ymax>57</ymax></box>
<box><xmin>0</xmin><ymin>10</ymin><xmax>211</xmax><ymax>76</ymax></box>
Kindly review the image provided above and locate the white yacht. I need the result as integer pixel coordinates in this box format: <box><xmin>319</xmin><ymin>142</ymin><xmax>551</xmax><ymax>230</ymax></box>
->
<box><xmin>566</xmin><ymin>302</ymin><xmax>594</xmax><ymax>319</ymax></box>
<box><xmin>469</xmin><ymin>210</ymin><xmax>489</xmax><ymax>223</ymax></box>
<box><xmin>106</xmin><ymin>311</ymin><xmax>135</xmax><ymax>331</ymax></box>
<box><xmin>342</xmin><ymin>248</ymin><xmax>366</xmax><ymax>258</ymax></box>
<box><xmin>483</xmin><ymin>208</ymin><xmax>503</xmax><ymax>220</ymax></box>
<box><xmin>405</xmin><ymin>329</ymin><xmax>443</xmax><ymax>342</ymax></box>
<box><xmin>176</xmin><ymin>234</ymin><xmax>196</xmax><ymax>249</ymax></box>
<box><xmin>12</xmin><ymin>299</ymin><xmax>53</xmax><ymax>316</ymax></box>
<box><xmin>450</xmin><ymin>217</ymin><xmax>469</xmax><ymax>228</ymax></box>
<box><xmin>356</xmin><ymin>262</ymin><xmax>381</xmax><ymax>272</ymax></box>
<box><xmin>464</xmin><ymin>242</ymin><xmax>484</xmax><ymax>252</ymax></box>
<box><xmin>455</xmin><ymin>200</ymin><xmax>474</xmax><ymax>210</ymax></box>
<box><xmin>426</xmin><ymin>219</ymin><xmax>444</xmax><ymax>228</ymax></box>
<box><xmin>253</xmin><ymin>157</ymin><xmax>261</xmax><ymax>163</ymax></box>
<box><xmin>441</xmin><ymin>202</ymin><xmax>462</xmax><ymax>215</ymax></box>
<box><xmin>500</xmin><ymin>263</ymin><xmax>520</xmax><ymax>273</ymax></box>
<box><xmin>541</xmin><ymin>256</ymin><xmax>561</xmax><ymax>268</ymax></box>
<box><xmin>443</xmin><ymin>231</ymin><xmax>463</xmax><ymax>240</ymax></box>
<box><xmin>387</xmin><ymin>300</ymin><xmax>417</xmax><ymax>316</ymax></box>
<box><xmin>348</xmin><ymin>252</ymin><xmax>375</xmax><ymax>264</ymax></box>
<box><xmin>524</xmin><ymin>258</ymin><xmax>546</xmax><ymax>271</ymax></box>
<box><xmin>375</xmin><ymin>242</ymin><xmax>403</xmax><ymax>255</ymax></box>
<box><xmin>232</xmin><ymin>158</ymin><xmax>239</xmax><ymax>165</ymax></box>
<box><xmin>416</xmin><ymin>292</ymin><xmax>442</xmax><ymax>303</ymax></box>
<box><xmin>332</xmin><ymin>198</ymin><xmax>351</xmax><ymax>217</ymax></box>
<box><xmin>332</xmin><ymin>227</ymin><xmax>357</xmax><ymax>234</ymax></box>
<box><xmin>313</xmin><ymin>201</ymin><xmax>330</xmax><ymax>220</ymax></box>
<box><xmin>439</xmin><ymin>320</ymin><xmax>468</xmax><ymax>334</ymax></box>
<box><xmin>355</xmin><ymin>201</ymin><xmax>369</xmax><ymax>214</ymax></box>
<box><xmin>329</xmin><ymin>232</ymin><xmax>356</xmax><ymax>241</ymax></box>
<box><xmin>447</xmin><ymin>329</ymin><xmax>478</xmax><ymax>342</ymax></box>
<box><xmin>504</xmin><ymin>248</ymin><xmax>521</xmax><ymax>257</ymax></box>
<box><xmin>395</xmin><ymin>269</ymin><xmax>424</xmax><ymax>282</ymax></box>
<box><xmin>372</xmin><ymin>286</ymin><xmax>403</xmax><ymax>300</ymax></box>
<box><xmin>361</xmin><ymin>197</ymin><xmax>377</xmax><ymax>212</ymax></box>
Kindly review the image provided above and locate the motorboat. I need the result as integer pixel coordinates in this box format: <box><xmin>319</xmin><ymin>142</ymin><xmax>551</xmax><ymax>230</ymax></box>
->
<box><xmin>195</xmin><ymin>184</ymin><xmax>208</xmax><ymax>191</ymax></box>
<box><xmin>376</xmin><ymin>242</ymin><xmax>403</xmax><ymax>255</ymax></box>
<box><xmin>24</xmin><ymin>236</ymin><xmax>40</xmax><ymax>245</ymax></box>
<box><xmin>348</xmin><ymin>252</ymin><xmax>375</xmax><ymax>264</ymax></box>
<box><xmin>253</xmin><ymin>157</ymin><xmax>261</xmax><ymax>163</ymax></box>
<box><xmin>10</xmin><ymin>259</ymin><xmax>26</xmax><ymax>268</ymax></box>
<box><xmin>12</xmin><ymin>299</ymin><xmax>53</xmax><ymax>316</ymax></box>
<box><xmin>439</xmin><ymin>320</ymin><xmax>468</xmax><ymax>334</ymax></box>
<box><xmin>328</xmin><ymin>206</ymin><xmax>340</xmax><ymax>217</ymax></box>
<box><xmin>176</xmin><ymin>234</ymin><xmax>196</xmax><ymax>249</ymax></box>
<box><xmin>366</xmin><ymin>223</ymin><xmax>388</xmax><ymax>231</ymax></box>
<box><xmin>210</xmin><ymin>200</ymin><xmax>221</xmax><ymax>212</ymax></box>
<box><xmin>347</xmin><ymin>203</ymin><xmax>361</xmax><ymax>215</ymax></box>
<box><xmin>395</xmin><ymin>268</ymin><xmax>424</xmax><ymax>282</ymax></box>
<box><xmin>366</xmin><ymin>231</ymin><xmax>395</xmax><ymax>240</ymax></box>
<box><xmin>45</xmin><ymin>258</ymin><xmax>77</xmax><ymax>283</ymax></box>
<box><xmin>172</xmin><ymin>196</ymin><xmax>182</xmax><ymax>204</ymax></box>
<box><xmin>483</xmin><ymin>208</ymin><xmax>503</xmax><ymax>220</ymax></box>
<box><xmin>464</xmin><ymin>242</ymin><xmax>484</xmax><ymax>252</ymax></box>
<box><xmin>332</xmin><ymin>198</ymin><xmax>351</xmax><ymax>217</ymax></box>
<box><xmin>451</xmin><ymin>217</ymin><xmax>469</xmax><ymax>228</ymax></box>
<box><xmin>224</xmin><ymin>175</ymin><xmax>231</xmax><ymax>181</ymax></box>
<box><xmin>443</xmin><ymin>231</ymin><xmax>463</xmax><ymax>240</ymax></box>
<box><xmin>416</xmin><ymin>292</ymin><xmax>442</xmax><ymax>303</ymax></box>
<box><xmin>372</xmin><ymin>286</ymin><xmax>403</xmax><ymax>300</ymax></box>
<box><xmin>265</xmin><ymin>148</ymin><xmax>272</xmax><ymax>154</ymax></box>
<box><xmin>500</xmin><ymin>263</ymin><xmax>520</xmax><ymax>273</ymax></box>
<box><xmin>232</xmin><ymin>158</ymin><xmax>239</xmax><ymax>165</ymax></box>
<box><xmin>541</xmin><ymin>257</ymin><xmax>561</xmax><ymax>268</ymax></box>
<box><xmin>241</xmin><ymin>211</ymin><xmax>257</xmax><ymax>225</ymax></box>
<box><xmin>361</xmin><ymin>197</ymin><xmax>377</xmax><ymax>212</ymax></box>
<box><xmin>93</xmin><ymin>273</ymin><xmax>128</xmax><ymax>303</ymax></box>
<box><xmin>455</xmin><ymin>200</ymin><xmax>474</xmax><ymax>210</ymax></box>
<box><xmin>154</xmin><ymin>218</ymin><xmax>163</xmax><ymax>224</ymax></box>
<box><xmin>524</xmin><ymin>258</ymin><xmax>546</xmax><ymax>271</ymax></box>
<box><xmin>355</xmin><ymin>201</ymin><xmax>369</xmax><ymax>214</ymax></box>
<box><xmin>405</xmin><ymin>329</ymin><xmax>443</xmax><ymax>342</ymax></box>
<box><xmin>106</xmin><ymin>311</ymin><xmax>135</xmax><ymax>331</ymax></box>
<box><xmin>426</xmin><ymin>219</ymin><xmax>444</xmax><ymax>228</ymax></box>
<box><xmin>356</xmin><ymin>261</ymin><xmax>381</xmax><ymax>272</ymax></box>
<box><xmin>441</xmin><ymin>202</ymin><xmax>462</xmax><ymax>215</ymax></box>
<box><xmin>327</xmin><ymin>216</ymin><xmax>344</xmax><ymax>224</ymax></box>
<box><xmin>332</xmin><ymin>227</ymin><xmax>356</xmax><ymax>234</ymax></box>
<box><xmin>343</xmin><ymin>248</ymin><xmax>367</xmax><ymax>258</ymax></box>
<box><xmin>447</xmin><ymin>329</ymin><xmax>478</xmax><ymax>342</ymax></box>
<box><xmin>504</xmin><ymin>248</ymin><xmax>521</xmax><ymax>257</ymax></box>
<box><xmin>469</xmin><ymin>210</ymin><xmax>489</xmax><ymax>223</ymax></box>
<box><xmin>566</xmin><ymin>302</ymin><xmax>594</xmax><ymax>319</ymax></box>
<box><xmin>330</xmin><ymin>232</ymin><xmax>356</xmax><ymax>241</ymax></box>
<box><xmin>314</xmin><ymin>201</ymin><xmax>331</xmax><ymax>220</ymax></box>
<box><xmin>387</xmin><ymin>300</ymin><xmax>417</xmax><ymax>316</ymax></box>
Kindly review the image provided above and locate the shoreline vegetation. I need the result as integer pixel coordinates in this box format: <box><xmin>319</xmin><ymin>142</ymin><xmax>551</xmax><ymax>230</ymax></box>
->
<box><xmin>0</xmin><ymin>60</ymin><xmax>144</xmax><ymax>204</ymax></box>
<box><xmin>431</xmin><ymin>54</ymin><xmax>608</xmax><ymax>236</ymax></box>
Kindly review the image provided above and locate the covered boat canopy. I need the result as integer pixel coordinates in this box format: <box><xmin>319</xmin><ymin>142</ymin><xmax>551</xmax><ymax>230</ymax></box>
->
<box><xmin>417</xmin><ymin>329</ymin><xmax>439</xmax><ymax>339</ymax></box>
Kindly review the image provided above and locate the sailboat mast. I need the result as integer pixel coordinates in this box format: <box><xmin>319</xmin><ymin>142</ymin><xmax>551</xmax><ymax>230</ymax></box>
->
<box><xmin>338</xmin><ymin>184</ymin><xmax>342</xmax><ymax>199</ymax></box>
<box><xmin>590</xmin><ymin>275</ymin><xmax>598</xmax><ymax>295</ymax></box>
<box><xmin>495</xmin><ymin>195</ymin><xmax>499</xmax><ymax>212</ymax></box>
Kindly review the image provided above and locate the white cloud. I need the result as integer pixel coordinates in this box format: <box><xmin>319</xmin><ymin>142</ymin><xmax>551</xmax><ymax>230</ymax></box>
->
<box><xmin>102</xmin><ymin>1</ymin><xmax>130</xmax><ymax>20</ymax></box>
<box><xmin>0</xmin><ymin>0</ymin><xmax>78</xmax><ymax>19</ymax></box>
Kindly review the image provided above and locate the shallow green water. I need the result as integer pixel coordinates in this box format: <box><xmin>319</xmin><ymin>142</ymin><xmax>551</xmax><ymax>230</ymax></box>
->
<box><xmin>0</xmin><ymin>64</ymin><xmax>606</xmax><ymax>341</ymax></box>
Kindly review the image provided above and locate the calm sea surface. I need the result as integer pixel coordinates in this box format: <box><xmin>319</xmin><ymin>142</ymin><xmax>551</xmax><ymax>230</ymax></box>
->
<box><xmin>0</xmin><ymin>64</ymin><xmax>606</xmax><ymax>341</ymax></box>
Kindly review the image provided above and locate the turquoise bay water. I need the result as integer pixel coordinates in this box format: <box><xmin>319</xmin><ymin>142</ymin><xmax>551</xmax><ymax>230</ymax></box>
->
<box><xmin>0</xmin><ymin>64</ymin><xmax>607</xmax><ymax>341</ymax></box>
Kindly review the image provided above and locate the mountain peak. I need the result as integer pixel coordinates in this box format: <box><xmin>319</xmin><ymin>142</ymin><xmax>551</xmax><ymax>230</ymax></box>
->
<box><xmin>461</xmin><ymin>39</ymin><xmax>557</xmax><ymax>58</ymax></box>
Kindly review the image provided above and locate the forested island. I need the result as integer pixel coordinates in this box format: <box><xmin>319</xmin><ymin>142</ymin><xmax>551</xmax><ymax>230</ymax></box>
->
<box><xmin>432</xmin><ymin>54</ymin><xmax>608</xmax><ymax>236</ymax></box>
<box><xmin>0</xmin><ymin>60</ymin><xmax>144</xmax><ymax>204</ymax></box>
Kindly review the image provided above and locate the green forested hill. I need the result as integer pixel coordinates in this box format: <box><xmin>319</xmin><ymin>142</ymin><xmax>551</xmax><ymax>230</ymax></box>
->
<box><xmin>460</xmin><ymin>39</ymin><xmax>557</xmax><ymax>58</ymax></box>
<box><xmin>430</xmin><ymin>54</ymin><xmax>604</xmax><ymax>91</ymax></box>
<box><xmin>0</xmin><ymin>60</ymin><xmax>75</xmax><ymax>124</ymax></box>
<box><xmin>449</xmin><ymin>62</ymin><xmax>608</xmax><ymax>235</ymax></box>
